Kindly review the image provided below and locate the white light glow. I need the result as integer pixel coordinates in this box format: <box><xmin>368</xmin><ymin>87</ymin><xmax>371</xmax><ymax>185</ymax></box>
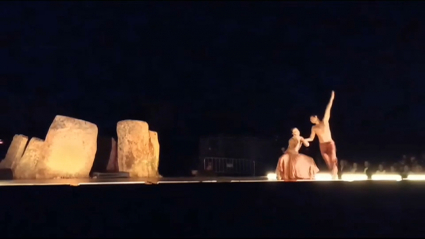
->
<box><xmin>201</xmin><ymin>180</ymin><xmax>217</xmax><ymax>183</ymax></box>
<box><xmin>341</xmin><ymin>173</ymin><xmax>368</xmax><ymax>181</ymax></box>
<box><xmin>79</xmin><ymin>181</ymin><xmax>147</xmax><ymax>185</ymax></box>
<box><xmin>158</xmin><ymin>181</ymin><xmax>200</xmax><ymax>184</ymax></box>
<box><xmin>267</xmin><ymin>173</ymin><xmax>277</xmax><ymax>180</ymax></box>
<box><xmin>371</xmin><ymin>174</ymin><xmax>402</xmax><ymax>181</ymax></box>
<box><xmin>406</xmin><ymin>174</ymin><xmax>425</xmax><ymax>180</ymax></box>
<box><xmin>315</xmin><ymin>173</ymin><xmax>333</xmax><ymax>181</ymax></box>
<box><xmin>231</xmin><ymin>180</ymin><xmax>268</xmax><ymax>183</ymax></box>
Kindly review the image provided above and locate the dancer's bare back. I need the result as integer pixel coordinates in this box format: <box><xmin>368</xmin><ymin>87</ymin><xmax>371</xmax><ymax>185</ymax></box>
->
<box><xmin>287</xmin><ymin>136</ymin><xmax>309</xmax><ymax>153</ymax></box>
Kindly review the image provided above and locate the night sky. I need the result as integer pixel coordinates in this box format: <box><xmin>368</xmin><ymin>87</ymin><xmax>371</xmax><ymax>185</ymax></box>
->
<box><xmin>1</xmin><ymin>1</ymin><xmax>424</xmax><ymax>174</ymax></box>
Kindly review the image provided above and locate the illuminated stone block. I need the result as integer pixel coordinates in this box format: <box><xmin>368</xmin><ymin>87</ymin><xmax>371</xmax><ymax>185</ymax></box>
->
<box><xmin>117</xmin><ymin>120</ymin><xmax>157</xmax><ymax>178</ymax></box>
<box><xmin>36</xmin><ymin>115</ymin><xmax>98</xmax><ymax>179</ymax></box>
<box><xmin>149</xmin><ymin>131</ymin><xmax>161</xmax><ymax>177</ymax></box>
<box><xmin>0</xmin><ymin>134</ymin><xmax>28</xmax><ymax>169</ymax></box>
<box><xmin>14</xmin><ymin>137</ymin><xmax>44</xmax><ymax>179</ymax></box>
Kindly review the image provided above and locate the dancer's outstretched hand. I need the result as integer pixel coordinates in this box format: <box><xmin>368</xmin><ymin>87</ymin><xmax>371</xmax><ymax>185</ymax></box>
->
<box><xmin>331</xmin><ymin>90</ymin><xmax>335</xmax><ymax>99</ymax></box>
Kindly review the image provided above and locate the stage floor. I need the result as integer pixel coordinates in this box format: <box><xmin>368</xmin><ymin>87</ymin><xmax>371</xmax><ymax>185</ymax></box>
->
<box><xmin>1</xmin><ymin>175</ymin><xmax>424</xmax><ymax>238</ymax></box>
<box><xmin>0</xmin><ymin>176</ymin><xmax>274</xmax><ymax>186</ymax></box>
<box><xmin>0</xmin><ymin>172</ymin><xmax>423</xmax><ymax>186</ymax></box>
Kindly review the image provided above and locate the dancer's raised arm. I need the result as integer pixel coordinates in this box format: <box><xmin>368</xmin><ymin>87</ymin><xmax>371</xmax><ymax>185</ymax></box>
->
<box><xmin>323</xmin><ymin>91</ymin><xmax>335</xmax><ymax>122</ymax></box>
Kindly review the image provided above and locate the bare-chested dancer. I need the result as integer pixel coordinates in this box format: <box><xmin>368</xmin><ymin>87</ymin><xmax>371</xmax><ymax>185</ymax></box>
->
<box><xmin>305</xmin><ymin>91</ymin><xmax>338</xmax><ymax>179</ymax></box>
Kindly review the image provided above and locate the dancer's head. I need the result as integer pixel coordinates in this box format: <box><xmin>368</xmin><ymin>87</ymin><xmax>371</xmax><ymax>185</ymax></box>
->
<box><xmin>310</xmin><ymin>115</ymin><xmax>320</xmax><ymax>124</ymax></box>
<box><xmin>292</xmin><ymin>128</ymin><xmax>300</xmax><ymax>136</ymax></box>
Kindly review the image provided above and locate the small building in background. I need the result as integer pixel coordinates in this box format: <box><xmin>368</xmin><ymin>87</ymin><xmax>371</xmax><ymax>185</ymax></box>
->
<box><xmin>198</xmin><ymin>135</ymin><xmax>282</xmax><ymax>176</ymax></box>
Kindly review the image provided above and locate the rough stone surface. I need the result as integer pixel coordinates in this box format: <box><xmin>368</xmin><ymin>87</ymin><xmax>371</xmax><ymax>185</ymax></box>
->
<box><xmin>35</xmin><ymin>115</ymin><xmax>98</xmax><ymax>179</ymax></box>
<box><xmin>117</xmin><ymin>120</ymin><xmax>157</xmax><ymax>178</ymax></box>
<box><xmin>106</xmin><ymin>137</ymin><xmax>118</xmax><ymax>172</ymax></box>
<box><xmin>0</xmin><ymin>134</ymin><xmax>29</xmax><ymax>169</ymax></box>
<box><xmin>14</xmin><ymin>137</ymin><xmax>44</xmax><ymax>179</ymax></box>
<box><xmin>149</xmin><ymin>131</ymin><xmax>160</xmax><ymax>176</ymax></box>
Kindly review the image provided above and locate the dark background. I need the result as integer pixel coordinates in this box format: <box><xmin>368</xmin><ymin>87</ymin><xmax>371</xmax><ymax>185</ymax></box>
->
<box><xmin>0</xmin><ymin>1</ymin><xmax>424</xmax><ymax>175</ymax></box>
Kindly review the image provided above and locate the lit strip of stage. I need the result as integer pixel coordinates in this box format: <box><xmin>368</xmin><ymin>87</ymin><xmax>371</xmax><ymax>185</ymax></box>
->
<box><xmin>0</xmin><ymin>173</ymin><xmax>423</xmax><ymax>186</ymax></box>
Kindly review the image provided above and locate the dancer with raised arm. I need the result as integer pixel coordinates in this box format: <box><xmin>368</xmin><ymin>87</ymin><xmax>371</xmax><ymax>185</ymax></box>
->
<box><xmin>305</xmin><ymin>91</ymin><xmax>338</xmax><ymax>179</ymax></box>
<box><xmin>276</xmin><ymin>128</ymin><xmax>319</xmax><ymax>180</ymax></box>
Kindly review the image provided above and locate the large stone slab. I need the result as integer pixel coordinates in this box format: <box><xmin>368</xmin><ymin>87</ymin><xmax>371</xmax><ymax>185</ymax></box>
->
<box><xmin>0</xmin><ymin>134</ymin><xmax>28</xmax><ymax>169</ymax></box>
<box><xmin>117</xmin><ymin>120</ymin><xmax>157</xmax><ymax>178</ymax></box>
<box><xmin>36</xmin><ymin>115</ymin><xmax>98</xmax><ymax>179</ymax></box>
<box><xmin>14</xmin><ymin>137</ymin><xmax>44</xmax><ymax>179</ymax></box>
<box><xmin>149</xmin><ymin>131</ymin><xmax>160</xmax><ymax>176</ymax></box>
<box><xmin>106</xmin><ymin>137</ymin><xmax>118</xmax><ymax>172</ymax></box>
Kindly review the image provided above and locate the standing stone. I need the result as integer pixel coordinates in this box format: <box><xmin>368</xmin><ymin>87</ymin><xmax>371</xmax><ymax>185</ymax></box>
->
<box><xmin>0</xmin><ymin>134</ymin><xmax>29</xmax><ymax>169</ymax></box>
<box><xmin>36</xmin><ymin>115</ymin><xmax>98</xmax><ymax>179</ymax></box>
<box><xmin>117</xmin><ymin>120</ymin><xmax>157</xmax><ymax>178</ymax></box>
<box><xmin>106</xmin><ymin>138</ymin><xmax>118</xmax><ymax>172</ymax></box>
<box><xmin>149</xmin><ymin>131</ymin><xmax>160</xmax><ymax>176</ymax></box>
<box><xmin>14</xmin><ymin>137</ymin><xmax>44</xmax><ymax>179</ymax></box>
